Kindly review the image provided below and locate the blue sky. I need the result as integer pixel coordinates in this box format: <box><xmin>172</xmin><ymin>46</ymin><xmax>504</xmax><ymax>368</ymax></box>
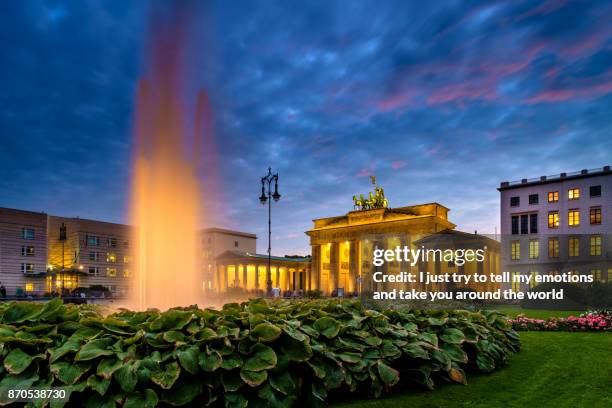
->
<box><xmin>1</xmin><ymin>0</ymin><xmax>611</xmax><ymax>255</ymax></box>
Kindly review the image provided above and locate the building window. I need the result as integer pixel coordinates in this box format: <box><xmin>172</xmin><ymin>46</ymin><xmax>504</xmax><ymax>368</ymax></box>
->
<box><xmin>590</xmin><ymin>236</ymin><xmax>602</xmax><ymax>256</ymax></box>
<box><xmin>511</xmin><ymin>216</ymin><xmax>519</xmax><ymax>235</ymax></box>
<box><xmin>530</xmin><ymin>271</ymin><xmax>538</xmax><ymax>288</ymax></box>
<box><xmin>569</xmin><ymin>237</ymin><xmax>580</xmax><ymax>257</ymax></box>
<box><xmin>548</xmin><ymin>238</ymin><xmax>559</xmax><ymax>258</ymax></box>
<box><xmin>589</xmin><ymin>185</ymin><xmax>601</xmax><ymax>197</ymax></box>
<box><xmin>88</xmin><ymin>267</ymin><xmax>99</xmax><ymax>276</ymax></box>
<box><xmin>548</xmin><ymin>211</ymin><xmax>559</xmax><ymax>228</ymax></box>
<box><xmin>89</xmin><ymin>252</ymin><xmax>100</xmax><ymax>262</ymax></box>
<box><xmin>548</xmin><ymin>191</ymin><xmax>559</xmax><ymax>203</ymax></box>
<box><xmin>528</xmin><ymin>194</ymin><xmax>539</xmax><ymax>205</ymax></box>
<box><xmin>520</xmin><ymin>215</ymin><xmax>529</xmax><ymax>234</ymax></box>
<box><xmin>510</xmin><ymin>196</ymin><xmax>520</xmax><ymax>207</ymax></box>
<box><xmin>107</xmin><ymin>268</ymin><xmax>117</xmax><ymax>277</ymax></box>
<box><xmin>21</xmin><ymin>246</ymin><xmax>35</xmax><ymax>257</ymax></box>
<box><xmin>22</xmin><ymin>228</ymin><xmax>35</xmax><ymax>240</ymax></box>
<box><xmin>124</xmin><ymin>269</ymin><xmax>130</xmax><ymax>277</ymax></box>
<box><xmin>107</xmin><ymin>238</ymin><xmax>117</xmax><ymax>248</ymax></box>
<box><xmin>568</xmin><ymin>188</ymin><xmax>580</xmax><ymax>200</ymax></box>
<box><xmin>511</xmin><ymin>272</ymin><xmax>521</xmax><ymax>292</ymax></box>
<box><xmin>234</xmin><ymin>241</ymin><xmax>239</xmax><ymax>248</ymax></box>
<box><xmin>21</xmin><ymin>263</ymin><xmax>34</xmax><ymax>274</ymax></box>
<box><xmin>511</xmin><ymin>241</ymin><xmax>520</xmax><ymax>260</ymax></box>
<box><xmin>591</xmin><ymin>269</ymin><xmax>602</xmax><ymax>282</ymax></box>
<box><xmin>106</xmin><ymin>253</ymin><xmax>117</xmax><ymax>263</ymax></box>
<box><xmin>124</xmin><ymin>240</ymin><xmax>130</xmax><ymax>248</ymax></box>
<box><xmin>25</xmin><ymin>283</ymin><xmax>34</xmax><ymax>292</ymax></box>
<box><xmin>529</xmin><ymin>240</ymin><xmax>539</xmax><ymax>259</ymax></box>
<box><xmin>123</xmin><ymin>256</ymin><xmax>131</xmax><ymax>263</ymax></box>
<box><xmin>87</xmin><ymin>235</ymin><xmax>99</xmax><ymax>246</ymax></box>
<box><xmin>568</xmin><ymin>209</ymin><xmax>580</xmax><ymax>226</ymax></box>
<box><xmin>529</xmin><ymin>214</ymin><xmax>538</xmax><ymax>234</ymax></box>
<box><xmin>590</xmin><ymin>207</ymin><xmax>601</xmax><ymax>224</ymax></box>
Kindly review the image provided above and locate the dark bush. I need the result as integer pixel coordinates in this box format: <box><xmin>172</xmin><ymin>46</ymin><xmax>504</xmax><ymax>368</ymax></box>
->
<box><xmin>0</xmin><ymin>299</ymin><xmax>520</xmax><ymax>407</ymax></box>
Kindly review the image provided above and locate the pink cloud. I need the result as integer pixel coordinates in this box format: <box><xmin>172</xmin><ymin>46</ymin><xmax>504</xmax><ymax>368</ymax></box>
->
<box><xmin>390</xmin><ymin>160</ymin><xmax>407</xmax><ymax>170</ymax></box>
<box><xmin>525</xmin><ymin>80</ymin><xmax>612</xmax><ymax>104</ymax></box>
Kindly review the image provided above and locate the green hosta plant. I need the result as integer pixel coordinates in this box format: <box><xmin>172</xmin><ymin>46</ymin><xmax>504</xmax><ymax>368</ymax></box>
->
<box><xmin>0</xmin><ymin>299</ymin><xmax>520</xmax><ymax>407</ymax></box>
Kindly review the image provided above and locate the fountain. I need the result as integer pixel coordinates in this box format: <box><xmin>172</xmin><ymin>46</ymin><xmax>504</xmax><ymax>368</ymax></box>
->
<box><xmin>128</xmin><ymin>6</ymin><xmax>214</xmax><ymax>310</ymax></box>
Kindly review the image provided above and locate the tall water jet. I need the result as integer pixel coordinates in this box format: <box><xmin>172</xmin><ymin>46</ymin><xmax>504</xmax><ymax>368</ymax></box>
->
<box><xmin>128</xmin><ymin>6</ymin><xmax>210</xmax><ymax>310</ymax></box>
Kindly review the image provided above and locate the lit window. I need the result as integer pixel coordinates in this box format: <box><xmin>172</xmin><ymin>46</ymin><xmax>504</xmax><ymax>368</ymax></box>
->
<box><xmin>123</xmin><ymin>256</ymin><xmax>131</xmax><ymax>263</ymax></box>
<box><xmin>88</xmin><ymin>267</ymin><xmax>99</xmax><ymax>276</ymax></box>
<box><xmin>25</xmin><ymin>283</ymin><xmax>34</xmax><ymax>292</ymax></box>
<box><xmin>591</xmin><ymin>269</ymin><xmax>602</xmax><ymax>282</ymax></box>
<box><xmin>107</xmin><ymin>238</ymin><xmax>117</xmax><ymax>248</ymax></box>
<box><xmin>568</xmin><ymin>209</ymin><xmax>580</xmax><ymax>226</ymax></box>
<box><xmin>22</xmin><ymin>228</ymin><xmax>35</xmax><ymax>240</ymax></box>
<box><xmin>21</xmin><ymin>263</ymin><xmax>34</xmax><ymax>274</ymax></box>
<box><xmin>548</xmin><ymin>211</ymin><xmax>559</xmax><ymax>228</ymax></box>
<box><xmin>548</xmin><ymin>191</ymin><xmax>558</xmax><ymax>203</ymax></box>
<box><xmin>529</xmin><ymin>240</ymin><xmax>539</xmax><ymax>259</ymax></box>
<box><xmin>548</xmin><ymin>238</ymin><xmax>559</xmax><ymax>258</ymax></box>
<box><xmin>511</xmin><ymin>272</ymin><xmax>521</xmax><ymax>292</ymax></box>
<box><xmin>21</xmin><ymin>246</ymin><xmax>35</xmax><ymax>257</ymax></box>
<box><xmin>530</xmin><ymin>272</ymin><xmax>538</xmax><ymax>288</ymax></box>
<box><xmin>87</xmin><ymin>235</ymin><xmax>100</xmax><ymax>246</ymax></box>
<box><xmin>124</xmin><ymin>269</ymin><xmax>130</xmax><ymax>277</ymax></box>
<box><xmin>107</xmin><ymin>268</ymin><xmax>117</xmax><ymax>277</ymax></box>
<box><xmin>511</xmin><ymin>241</ymin><xmax>520</xmax><ymax>260</ymax></box>
<box><xmin>569</xmin><ymin>237</ymin><xmax>580</xmax><ymax>257</ymax></box>
<box><xmin>590</xmin><ymin>207</ymin><xmax>601</xmax><ymax>224</ymax></box>
<box><xmin>106</xmin><ymin>253</ymin><xmax>117</xmax><ymax>263</ymax></box>
<box><xmin>590</xmin><ymin>236</ymin><xmax>601</xmax><ymax>256</ymax></box>
<box><xmin>568</xmin><ymin>188</ymin><xmax>580</xmax><ymax>200</ymax></box>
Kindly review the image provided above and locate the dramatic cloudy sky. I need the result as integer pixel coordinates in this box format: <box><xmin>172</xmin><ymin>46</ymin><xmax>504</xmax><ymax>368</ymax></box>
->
<box><xmin>1</xmin><ymin>0</ymin><xmax>611</xmax><ymax>255</ymax></box>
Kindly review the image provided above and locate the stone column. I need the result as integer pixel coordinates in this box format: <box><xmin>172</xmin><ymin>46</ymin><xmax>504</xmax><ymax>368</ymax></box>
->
<box><xmin>349</xmin><ymin>240</ymin><xmax>359</xmax><ymax>294</ymax></box>
<box><xmin>312</xmin><ymin>245</ymin><xmax>321</xmax><ymax>292</ymax></box>
<box><xmin>329</xmin><ymin>242</ymin><xmax>339</xmax><ymax>294</ymax></box>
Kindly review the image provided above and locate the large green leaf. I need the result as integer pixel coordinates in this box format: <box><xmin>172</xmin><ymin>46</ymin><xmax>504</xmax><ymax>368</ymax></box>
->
<box><xmin>440</xmin><ymin>328</ymin><xmax>465</xmax><ymax>344</ymax></box>
<box><xmin>176</xmin><ymin>345</ymin><xmax>200</xmax><ymax>374</ymax></box>
<box><xmin>280</xmin><ymin>336</ymin><xmax>312</xmax><ymax>362</ymax></box>
<box><xmin>313</xmin><ymin>317</ymin><xmax>341</xmax><ymax>338</ymax></box>
<box><xmin>75</xmin><ymin>338</ymin><xmax>115</xmax><ymax>361</ymax></box>
<box><xmin>124</xmin><ymin>389</ymin><xmax>158</xmax><ymax>408</ymax></box>
<box><xmin>151</xmin><ymin>362</ymin><xmax>181</xmax><ymax>389</ymax></box>
<box><xmin>97</xmin><ymin>358</ymin><xmax>123</xmax><ymax>380</ymax></box>
<box><xmin>87</xmin><ymin>374</ymin><xmax>111</xmax><ymax>396</ymax></box>
<box><xmin>3</xmin><ymin>348</ymin><xmax>35</xmax><ymax>374</ymax></box>
<box><xmin>240</xmin><ymin>369</ymin><xmax>267</xmax><ymax>387</ymax></box>
<box><xmin>114</xmin><ymin>363</ymin><xmax>138</xmax><ymax>393</ymax></box>
<box><xmin>161</xmin><ymin>377</ymin><xmax>203</xmax><ymax>406</ymax></box>
<box><xmin>149</xmin><ymin>310</ymin><xmax>193</xmax><ymax>331</ymax></box>
<box><xmin>50</xmin><ymin>361</ymin><xmax>91</xmax><ymax>385</ymax></box>
<box><xmin>243</xmin><ymin>343</ymin><xmax>277</xmax><ymax>372</ymax></box>
<box><xmin>198</xmin><ymin>349</ymin><xmax>222</xmax><ymax>372</ymax></box>
<box><xmin>251</xmin><ymin>322</ymin><xmax>282</xmax><ymax>342</ymax></box>
<box><xmin>377</xmin><ymin>361</ymin><xmax>400</xmax><ymax>386</ymax></box>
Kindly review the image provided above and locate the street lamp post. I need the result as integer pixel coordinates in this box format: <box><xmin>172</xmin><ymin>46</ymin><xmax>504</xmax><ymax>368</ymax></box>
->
<box><xmin>259</xmin><ymin>167</ymin><xmax>280</xmax><ymax>296</ymax></box>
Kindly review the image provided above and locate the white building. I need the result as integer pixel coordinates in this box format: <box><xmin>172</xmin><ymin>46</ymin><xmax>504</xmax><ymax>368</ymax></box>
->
<box><xmin>498</xmin><ymin>166</ymin><xmax>611</xmax><ymax>291</ymax></box>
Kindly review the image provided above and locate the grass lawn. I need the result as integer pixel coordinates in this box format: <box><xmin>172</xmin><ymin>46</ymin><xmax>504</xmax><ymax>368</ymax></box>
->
<box><xmin>487</xmin><ymin>305</ymin><xmax>583</xmax><ymax>319</ymax></box>
<box><xmin>334</xmin><ymin>332</ymin><xmax>612</xmax><ymax>408</ymax></box>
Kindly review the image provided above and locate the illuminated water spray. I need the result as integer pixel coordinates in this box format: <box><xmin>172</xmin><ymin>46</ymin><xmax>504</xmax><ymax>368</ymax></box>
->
<box><xmin>128</xmin><ymin>7</ymin><xmax>216</xmax><ymax>310</ymax></box>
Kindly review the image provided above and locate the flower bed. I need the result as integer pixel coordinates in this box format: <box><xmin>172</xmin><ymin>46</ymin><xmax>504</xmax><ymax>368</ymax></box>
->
<box><xmin>0</xmin><ymin>299</ymin><xmax>520</xmax><ymax>407</ymax></box>
<box><xmin>510</xmin><ymin>310</ymin><xmax>611</xmax><ymax>332</ymax></box>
